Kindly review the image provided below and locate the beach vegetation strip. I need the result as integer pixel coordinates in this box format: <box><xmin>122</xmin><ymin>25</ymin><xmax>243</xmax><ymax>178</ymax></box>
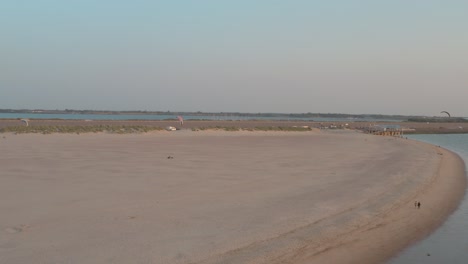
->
<box><xmin>1</xmin><ymin>125</ymin><xmax>312</xmax><ymax>134</ymax></box>
<box><xmin>0</xmin><ymin>125</ymin><xmax>164</xmax><ymax>134</ymax></box>
<box><xmin>191</xmin><ymin>126</ymin><xmax>312</xmax><ymax>132</ymax></box>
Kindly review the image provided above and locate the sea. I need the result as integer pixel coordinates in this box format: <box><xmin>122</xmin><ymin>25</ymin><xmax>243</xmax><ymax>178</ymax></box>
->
<box><xmin>389</xmin><ymin>134</ymin><xmax>468</xmax><ymax>264</ymax></box>
<box><xmin>0</xmin><ymin>112</ymin><xmax>402</xmax><ymax>122</ymax></box>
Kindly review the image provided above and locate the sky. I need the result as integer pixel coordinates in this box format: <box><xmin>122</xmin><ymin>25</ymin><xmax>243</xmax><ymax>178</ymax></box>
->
<box><xmin>1</xmin><ymin>1</ymin><xmax>467</xmax><ymax>116</ymax></box>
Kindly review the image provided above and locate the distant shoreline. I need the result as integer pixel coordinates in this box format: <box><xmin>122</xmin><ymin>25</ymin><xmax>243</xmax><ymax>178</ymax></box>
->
<box><xmin>2</xmin><ymin>109</ymin><xmax>467</xmax><ymax>123</ymax></box>
<box><xmin>0</xmin><ymin>109</ymin><xmax>430</xmax><ymax>119</ymax></box>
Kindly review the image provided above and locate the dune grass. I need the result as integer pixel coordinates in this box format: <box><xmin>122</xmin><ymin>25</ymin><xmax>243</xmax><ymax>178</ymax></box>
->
<box><xmin>2</xmin><ymin>125</ymin><xmax>312</xmax><ymax>134</ymax></box>
<box><xmin>190</xmin><ymin>126</ymin><xmax>312</xmax><ymax>132</ymax></box>
<box><xmin>0</xmin><ymin>125</ymin><xmax>164</xmax><ymax>134</ymax></box>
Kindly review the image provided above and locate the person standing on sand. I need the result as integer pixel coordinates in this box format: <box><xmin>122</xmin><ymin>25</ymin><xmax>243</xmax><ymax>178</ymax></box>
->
<box><xmin>177</xmin><ymin>116</ymin><xmax>184</xmax><ymax>126</ymax></box>
<box><xmin>417</xmin><ymin>202</ymin><xmax>421</xmax><ymax>209</ymax></box>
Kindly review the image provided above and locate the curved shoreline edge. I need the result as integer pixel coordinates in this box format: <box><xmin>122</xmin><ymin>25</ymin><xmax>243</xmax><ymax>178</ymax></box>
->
<box><xmin>177</xmin><ymin>133</ymin><xmax>467</xmax><ymax>264</ymax></box>
<box><xmin>1</xmin><ymin>132</ymin><xmax>466</xmax><ymax>264</ymax></box>
<box><xmin>304</xmin><ymin>141</ymin><xmax>467</xmax><ymax>264</ymax></box>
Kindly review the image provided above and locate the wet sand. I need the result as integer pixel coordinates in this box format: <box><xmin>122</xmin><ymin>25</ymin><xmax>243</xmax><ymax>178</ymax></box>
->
<box><xmin>0</xmin><ymin>130</ymin><xmax>465</xmax><ymax>263</ymax></box>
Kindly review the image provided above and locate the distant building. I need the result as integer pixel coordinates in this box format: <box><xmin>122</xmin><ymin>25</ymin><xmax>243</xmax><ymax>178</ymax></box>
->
<box><xmin>363</xmin><ymin>124</ymin><xmax>402</xmax><ymax>136</ymax></box>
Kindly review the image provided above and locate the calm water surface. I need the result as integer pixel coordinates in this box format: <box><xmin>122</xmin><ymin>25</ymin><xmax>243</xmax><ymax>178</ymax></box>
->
<box><xmin>0</xmin><ymin>113</ymin><xmax>401</xmax><ymax>122</ymax></box>
<box><xmin>389</xmin><ymin>134</ymin><xmax>468</xmax><ymax>264</ymax></box>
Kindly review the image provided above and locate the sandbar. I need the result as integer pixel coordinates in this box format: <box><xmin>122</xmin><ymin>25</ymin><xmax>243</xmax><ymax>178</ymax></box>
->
<box><xmin>0</xmin><ymin>130</ymin><xmax>465</xmax><ymax>263</ymax></box>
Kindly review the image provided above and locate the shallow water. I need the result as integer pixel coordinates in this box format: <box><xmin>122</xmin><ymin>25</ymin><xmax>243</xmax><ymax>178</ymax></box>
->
<box><xmin>389</xmin><ymin>134</ymin><xmax>468</xmax><ymax>264</ymax></box>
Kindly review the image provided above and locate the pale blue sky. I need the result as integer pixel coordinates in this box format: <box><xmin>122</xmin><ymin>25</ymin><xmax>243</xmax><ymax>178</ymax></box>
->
<box><xmin>1</xmin><ymin>1</ymin><xmax>467</xmax><ymax>116</ymax></box>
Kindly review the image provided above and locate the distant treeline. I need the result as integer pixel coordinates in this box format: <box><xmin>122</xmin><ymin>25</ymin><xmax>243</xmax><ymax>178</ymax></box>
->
<box><xmin>407</xmin><ymin>117</ymin><xmax>468</xmax><ymax>123</ymax></box>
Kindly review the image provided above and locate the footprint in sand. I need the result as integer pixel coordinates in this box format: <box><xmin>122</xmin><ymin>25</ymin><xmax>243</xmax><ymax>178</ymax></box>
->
<box><xmin>4</xmin><ymin>225</ymin><xmax>29</xmax><ymax>234</ymax></box>
<box><xmin>4</xmin><ymin>227</ymin><xmax>23</xmax><ymax>234</ymax></box>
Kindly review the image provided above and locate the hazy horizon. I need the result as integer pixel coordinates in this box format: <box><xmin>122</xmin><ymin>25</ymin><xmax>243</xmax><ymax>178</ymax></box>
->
<box><xmin>1</xmin><ymin>1</ymin><xmax>467</xmax><ymax>116</ymax></box>
<box><xmin>2</xmin><ymin>108</ymin><xmax>466</xmax><ymax>119</ymax></box>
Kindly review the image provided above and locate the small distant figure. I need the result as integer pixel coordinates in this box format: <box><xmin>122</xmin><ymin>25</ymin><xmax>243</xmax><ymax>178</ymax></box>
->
<box><xmin>417</xmin><ymin>202</ymin><xmax>421</xmax><ymax>209</ymax></box>
<box><xmin>177</xmin><ymin>116</ymin><xmax>184</xmax><ymax>126</ymax></box>
<box><xmin>167</xmin><ymin>156</ymin><xmax>174</xmax><ymax>159</ymax></box>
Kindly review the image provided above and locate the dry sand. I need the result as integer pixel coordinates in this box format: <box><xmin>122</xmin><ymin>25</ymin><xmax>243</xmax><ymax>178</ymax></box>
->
<box><xmin>0</xmin><ymin>130</ymin><xmax>465</xmax><ymax>264</ymax></box>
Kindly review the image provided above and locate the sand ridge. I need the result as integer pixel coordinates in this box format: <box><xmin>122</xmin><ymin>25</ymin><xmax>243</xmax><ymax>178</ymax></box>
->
<box><xmin>0</xmin><ymin>130</ymin><xmax>465</xmax><ymax>263</ymax></box>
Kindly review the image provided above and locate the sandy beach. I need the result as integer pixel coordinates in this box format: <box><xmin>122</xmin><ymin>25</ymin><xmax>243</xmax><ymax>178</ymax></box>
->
<box><xmin>0</xmin><ymin>130</ymin><xmax>465</xmax><ymax>264</ymax></box>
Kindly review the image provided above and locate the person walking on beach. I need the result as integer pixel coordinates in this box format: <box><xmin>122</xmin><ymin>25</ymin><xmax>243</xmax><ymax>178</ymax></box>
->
<box><xmin>417</xmin><ymin>202</ymin><xmax>421</xmax><ymax>209</ymax></box>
